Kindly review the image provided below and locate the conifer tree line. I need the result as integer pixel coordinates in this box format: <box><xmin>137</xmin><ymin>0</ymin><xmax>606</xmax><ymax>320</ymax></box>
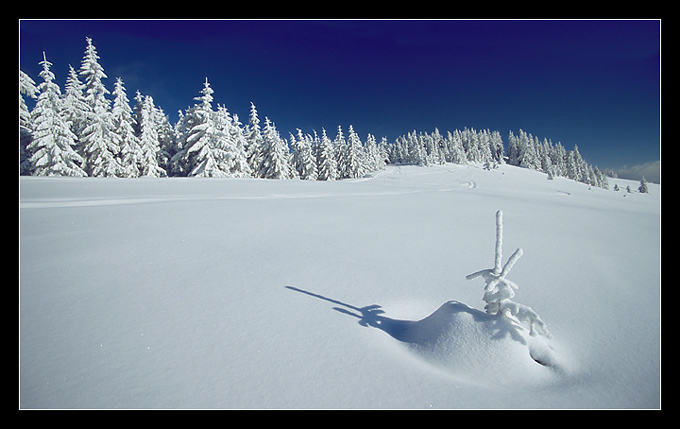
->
<box><xmin>19</xmin><ymin>37</ymin><xmax>609</xmax><ymax>189</ymax></box>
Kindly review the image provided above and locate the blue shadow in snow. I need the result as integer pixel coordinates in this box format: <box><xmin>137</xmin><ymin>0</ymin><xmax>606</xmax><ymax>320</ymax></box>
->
<box><xmin>284</xmin><ymin>285</ymin><xmax>530</xmax><ymax>347</ymax></box>
<box><xmin>284</xmin><ymin>285</ymin><xmax>412</xmax><ymax>341</ymax></box>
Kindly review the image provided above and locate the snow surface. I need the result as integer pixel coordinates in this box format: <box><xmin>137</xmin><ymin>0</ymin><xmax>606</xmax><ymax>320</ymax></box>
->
<box><xmin>19</xmin><ymin>163</ymin><xmax>661</xmax><ymax>409</ymax></box>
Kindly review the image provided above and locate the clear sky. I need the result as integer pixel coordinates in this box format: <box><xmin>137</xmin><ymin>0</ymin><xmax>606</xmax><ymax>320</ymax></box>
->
<box><xmin>19</xmin><ymin>19</ymin><xmax>661</xmax><ymax>178</ymax></box>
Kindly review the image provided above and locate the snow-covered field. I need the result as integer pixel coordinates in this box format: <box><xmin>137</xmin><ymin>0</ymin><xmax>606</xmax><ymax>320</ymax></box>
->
<box><xmin>19</xmin><ymin>163</ymin><xmax>661</xmax><ymax>409</ymax></box>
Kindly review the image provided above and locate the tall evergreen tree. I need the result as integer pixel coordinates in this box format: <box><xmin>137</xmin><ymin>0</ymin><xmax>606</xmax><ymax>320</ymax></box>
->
<box><xmin>224</xmin><ymin>111</ymin><xmax>252</xmax><ymax>178</ymax></box>
<box><xmin>551</xmin><ymin>142</ymin><xmax>567</xmax><ymax>177</ymax></box>
<box><xmin>111</xmin><ymin>77</ymin><xmax>141</xmax><ymax>177</ymax></box>
<box><xmin>259</xmin><ymin>117</ymin><xmax>292</xmax><ymax>179</ymax></box>
<box><xmin>20</xmin><ymin>70</ymin><xmax>38</xmax><ymax>174</ymax></box>
<box><xmin>136</xmin><ymin>95</ymin><xmax>167</xmax><ymax>177</ymax></box>
<box><xmin>571</xmin><ymin>145</ymin><xmax>588</xmax><ymax>184</ymax></box>
<box><xmin>507</xmin><ymin>130</ymin><xmax>519</xmax><ymax>166</ymax></box>
<box><xmin>489</xmin><ymin>130</ymin><xmax>504</xmax><ymax>163</ymax></box>
<box><xmin>565</xmin><ymin>148</ymin><xmax>580</xmax><ymax>182</ymax></box>
<box><xmin>344</xmin><ymin>125</ymin><xmax>367</xmax><ymax>178</ymax></box>
<box><xmin>446</xmin><ymin>130</ymin><xmax>467</xmax><ymax>164</ymax></box>
<box><xmin>79</xmin><ymin>37</ymin><xmax>120</xmax><ymax>177</ymax></box>
<box><xmin>317</xmin><ymin>128</ymin><xmax>338</xmax><ymax>181</ymax></box>
<box><xmin>61</xmin><ymin>65</ymin><xmax>89</xmax><ymax>146</ymax></box>
<box><xmin>80</xmin><ymin>37</ymin><xmax>109</xmax><ymax>110</ymax></box>
<box><xmin>291</xmin><ymin>128</ymin><xmax>318</xmax><ymax>180</ymax></box>
<box><xmin>334</xmin><ymin>126</ymin><xmax>349</xmax><ymax>176</ymax></box>
<box><xmin>27</xmin><ymin>53</ymin><xmax>86</xmax><ymax>177</ymax></box>
<box><xmin>364</xmin><ymin>133</ymin><xmax>381</xmax><ymax>172</ymax></box>
<box><xmin>171</xmin><ymin>78</ymin><xmax>227</xmax><ymax>177</ymax></box>
<box><xmin>20</xmin><ymin>70</ymin><xmax>37</xmax><ymax>130</ymax></box>
<box><xmin>519</xmin><ymin>133</ymin><xmax>539</xmax><ymax>170</ymax></box>
<box><xmin>245</xmin><ymin>102</ymin><xmax>264</xmax><ymax>178</ymax></box>
<box><xmin>153</xmin><ymin>106</ymin><xmax>175</xmax><ymax>173</ymax></box>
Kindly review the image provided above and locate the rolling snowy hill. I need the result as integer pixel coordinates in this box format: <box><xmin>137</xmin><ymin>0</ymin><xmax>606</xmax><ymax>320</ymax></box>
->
<box><xmin>19</xmin><ymin>163</ymin><xmax>661</xmax><ymax>409</ymax></box>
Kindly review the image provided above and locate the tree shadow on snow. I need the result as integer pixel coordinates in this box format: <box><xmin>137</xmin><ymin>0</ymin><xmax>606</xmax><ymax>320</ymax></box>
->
<box><xmin>284</xmin><ymin>285</ymin><xmax>410</xmax><ymax>340</ymax></box>
<box><xmin>284</xmin><ymin>286</ymin><xmax>528</xmax><ymax>348</ymax></box>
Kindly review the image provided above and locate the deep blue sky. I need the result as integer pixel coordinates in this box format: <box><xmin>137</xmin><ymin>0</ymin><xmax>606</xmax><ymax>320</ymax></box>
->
<box><xmin>19</xmin><ymin>19</ymin><xmax>660</xmax><ymax>176</ymax></box>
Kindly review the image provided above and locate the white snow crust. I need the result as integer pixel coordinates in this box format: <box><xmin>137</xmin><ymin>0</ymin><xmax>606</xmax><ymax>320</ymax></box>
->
<box><xmin>19</xmin><ymin>163</ymin><xmax>661</xmax><ymax>409</ymax></box>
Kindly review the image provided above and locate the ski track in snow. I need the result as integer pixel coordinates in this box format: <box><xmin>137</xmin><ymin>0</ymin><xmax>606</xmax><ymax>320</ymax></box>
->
<box><xmin>20</xmin><ymin>170</ymin><xmax>475</xmax><ymax>210</ymax></box>
<box><xmin>19</xmin><ymin>190</ymin><xmax>428</xmax><ymax>209</ymax></box>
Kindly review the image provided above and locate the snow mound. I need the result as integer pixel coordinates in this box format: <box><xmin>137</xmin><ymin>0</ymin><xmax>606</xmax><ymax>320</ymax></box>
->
<box><xmin>373</xmin><ymin>300</ymin><xmax>565</xmax><ymax>387</ymax></box>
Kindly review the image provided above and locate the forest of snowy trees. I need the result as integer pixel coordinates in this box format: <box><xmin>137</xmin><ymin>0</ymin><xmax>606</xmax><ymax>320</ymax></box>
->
<box><xmin>19</xmin><ymin>37</ymin><xmax>610</xmax><ymax>189</ymax></box>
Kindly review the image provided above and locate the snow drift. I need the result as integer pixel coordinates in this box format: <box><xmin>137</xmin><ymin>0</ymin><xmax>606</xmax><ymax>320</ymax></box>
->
<box><xmin>327</xmin><ymin>294</ymin><xmax>563</xmax><ymax>386</ymax></box>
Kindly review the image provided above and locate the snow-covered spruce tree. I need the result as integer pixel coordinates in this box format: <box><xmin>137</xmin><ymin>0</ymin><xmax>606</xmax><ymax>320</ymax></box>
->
<box><xmin>364</xmin><ymin>133</ymin><xmax>384</xmax><ymax>172</ymax></box>
<box><xmin>317</xmin><ymin>127</ymin><xmax>338</xmax><ymax>181</ymax></box>
<box><xmin>259</xmin><ymin>117</ymin><xmax>293</xmax><ymax>179</ymax></box>
<box><xmin>27</xmin><ymin>53</ymin><xmax>86</xmax><ymax>177</ymax></box>
<box><xmin>20</xmin><ymin>70</ymin><xmax>38</xmax><ymax>175</ymax></box>
<box><xmin>466</xmin><ymin>210</ymin><xmax>552</xmax><ymax>338</ymax></box>
<box><xmin>171</xmin><ymin>78</ymin><xmax>231</xmax><ymax>177</ymax></box>
<box><xmin>334</xmin><ymin>126</ymin><xmax>349</xmax><ymax>177</ymax></box>
<box><xmin>223</xmin><ymin>111</ymin><xmax>252</xmax><ymax>178</ymax></box>
<box><xmin>245</xmin><ymin>102</ymin><xmax>264</xmax><ymax>177</ymax></box>
<box><xmin>20</xmin><ymin>70</ymin><xmax>37</xmax><ymax>131</ymax></box>
<box><xmin>111</xmin><ymin>77</ymin><xmax>141</xmax><ymax>177</ymax></box>
<box><xmin>291</xmin><ymin>129</ymin><xmax>318</xmax><ymax>180</ymax></box>
<box><xmin>344</xmin><ymin>125</ymin><xmax>367</xmax><ymax>178</ymax></box>
<box><xmin>406</xmin><ymin>130</ymin><xmax>427</xmax><ymax>166</ymax></box>
<box><xmin>506</xmin><ymin>130</ymin><xmax>519</xmax><ymax>166</ymax></box>
<box><xmin>519</xmin><ymin>133</ymin><xmax>540</xmax><ymax>170</ymax></box>
<box><xmin>62</xmin><ymin>65</ymin><xmax>89</xmax><ymax>146</ymax></box>
<box><xmin>79</xmin><ymin>37</ymin><xmax>121</xmax><ymax>177</ymax></box>
<box><xmin>550</xmin><ymin>141</ymin><xmax>567</xmax><ymax>177</ymax></box>
<box><xmin>135</xmin><ymin>95</ymin><xmax>167</xmax><ymax>177</ymax></box>
<box><xmin>153</xmin><ymin>106</ymin><xmax>176</xmax><ymax>174</ymax></box>
<box><xmin>489</xmin><ymin>130</ymin><xmax>505</xmax><ymax>164</ymax></box>
<box><xmin>445</xmin><ymin>130</ymin><xmax>467</xmax><ymax>164</ymax></box>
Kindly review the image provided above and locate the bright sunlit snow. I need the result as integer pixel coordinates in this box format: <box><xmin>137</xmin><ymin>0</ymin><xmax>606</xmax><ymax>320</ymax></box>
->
<box><xmin>19</xmin><ymin>163</ymin><xmax>660</xmax><ymax>409</ymax></box>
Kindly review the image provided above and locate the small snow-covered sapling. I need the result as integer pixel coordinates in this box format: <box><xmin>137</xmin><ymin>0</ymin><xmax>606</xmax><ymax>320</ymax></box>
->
<box><xmin>466</xmin><ymin>210</ymin><xmax>552</xmax><ymax>338</ymax></box>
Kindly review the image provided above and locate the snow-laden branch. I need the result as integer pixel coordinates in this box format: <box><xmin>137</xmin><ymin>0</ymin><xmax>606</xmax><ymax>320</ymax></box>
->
<box><xmin>466</xmin><ymin>210</ymin><xmax>552</xmax><ymax>338</ymax></box>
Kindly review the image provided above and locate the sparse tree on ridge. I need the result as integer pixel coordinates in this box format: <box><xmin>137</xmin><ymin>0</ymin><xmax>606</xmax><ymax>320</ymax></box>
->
<box><xmin>638</xmin><ymin>177</ymin><xmax>649</xmax><ymax>194</ymax></box>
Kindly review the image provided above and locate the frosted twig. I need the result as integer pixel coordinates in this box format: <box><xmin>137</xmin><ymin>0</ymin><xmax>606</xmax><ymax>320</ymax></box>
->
<box><xmin>466</xmin><ymin>210</ymin><xmax>552</xmax><ymax>338</ymax></box>
<box><xmin>493</xmin><ymin>210</ymin><xmax>503</xmax><ymax>275</ymax></box>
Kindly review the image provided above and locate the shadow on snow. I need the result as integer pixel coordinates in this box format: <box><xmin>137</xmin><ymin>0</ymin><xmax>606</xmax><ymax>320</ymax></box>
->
<box><xmin>285</xmin><ymin>285</ymin><xmax>535</xmax><ymax>354</ymax></box>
